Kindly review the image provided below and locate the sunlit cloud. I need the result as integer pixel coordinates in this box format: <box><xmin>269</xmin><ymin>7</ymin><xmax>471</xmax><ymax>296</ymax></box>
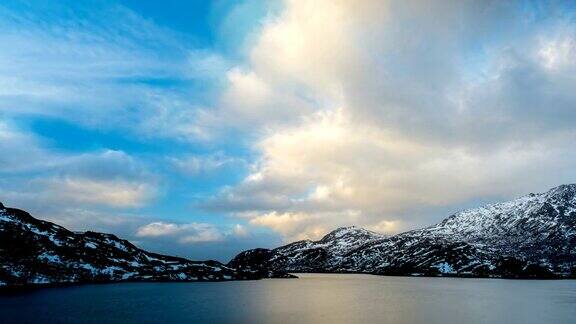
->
<box><xmin>136</xmin><ymin>221</ymin><xmax>251</xmax><ymax>244</ymax></box>
<box><xmin>203</xmin><ymin>0</ymin><xmax>576</xmax><ymax>239</ymax></box>
<box><xmin>41</xmin><ymin>177</ymin><xmax>156</xmax><ymax>208</ymax></box>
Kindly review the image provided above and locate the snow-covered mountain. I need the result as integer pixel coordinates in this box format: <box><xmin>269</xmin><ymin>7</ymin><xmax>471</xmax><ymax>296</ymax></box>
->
<box><xmin>0</xmin><ymin>202</ymin><xmax>292</xmax><ymax>287</ymax></box>
<box><xmin>3</xmin><ymin>183</ymin><xmax>575</xmax><ymax>286</ymax></box>
<box><xmin>231</xmin><ymin>184</ymin><xmax>576</xmax><ymax>278</ymax></box>
<box><xmin>229</xmin><ymin>227</ymin><xmax>385</xmax><ymax>273</ymax></box>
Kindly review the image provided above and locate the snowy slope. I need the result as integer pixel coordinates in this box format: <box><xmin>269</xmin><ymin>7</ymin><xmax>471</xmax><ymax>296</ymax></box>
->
<box><xmin>231</xmin><ymin>184</ymin><xmax>576</xmax><ymax>278</ymax></box>
<box><xmin>228</xmin><ymin>226</ymin><xmax>385</xmax><ymax>273</ymax></box>
<box><xmin>0</xmin><ymin>202</ymin><xmax>292</xmax><ymax>287</ymax></box>
<box><xmin>426</xmin><ymin>184</ymin><xmax>576</xmax><ymax>250</ymax></box>
<box><xmin>271</xmin><ymin>226</ymin><xmax>386</xmax><ymax>272</ymax></box>
<box><xmin>269</xmin><ymin>226</ymin><xmax>386</xmax><ymax>272</ymax></box>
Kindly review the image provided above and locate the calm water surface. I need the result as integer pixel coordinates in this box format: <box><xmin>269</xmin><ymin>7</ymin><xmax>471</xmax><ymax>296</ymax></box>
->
<box><xmin>1</xmin><ymin>274</ymin><xmax>576</xmax><ymax>324</ymax></box>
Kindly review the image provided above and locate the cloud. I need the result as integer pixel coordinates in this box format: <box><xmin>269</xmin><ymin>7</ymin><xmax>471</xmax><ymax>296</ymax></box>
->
<box><xmin>136</xmin><ymin>221</ymin><xmax>251</xmax><ymax>244</ymax></box>
<box><xmin>40</xmin><ymin>177</ymin><xmax>156</xmax><ymax>208</ymax></box>
<box><xmin>0</xmin><ymin>123</ymin><xmax>158</xmax><ymax>210</ymax></box>
<box><xmin>0</xmin><ymin>1</ymin><xmax>222</xmax><ymax>142</ymax></box>
<box><xmin>4</xmin><ymin>0</ymin><xmax>576</xmax><ymax>251</ymax></box>
<box><xmin>203</xmin><ymin>0</ymin><xmax>576</xmax><ymax>239</ymax></box>
<box><xmin>137</xmin><ymin>222</ymin><xmax>184</xmax><ymax>237</ymax></box>
<box><xmin>248</xmin><ymin>210</ymin><xmax>364</xmax><ymax>242</ymax></box>
<box><xmin>169</xmin><ymin>152</ymin><xmax>245</xmax><ymax>176</ymax></box>
<box><xmin>232</xmin><ymin>224</ymin><xmax>249</xmax><ymax>237</ymax></box>
<box><xmin>0</xmin><ymin>121</ymin><xmax>58</xmax><ymax>172</ymax></box>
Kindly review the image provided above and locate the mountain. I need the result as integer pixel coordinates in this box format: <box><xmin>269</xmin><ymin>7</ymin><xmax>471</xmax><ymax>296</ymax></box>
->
<box><xmin>229</xmin><ymin>226</ymin><xmax>385</xmax><ymax>273</ymax></box>
<box><xmin>0</xmin><ymin>202</ymin><xmax>293</xmax><ymax>288</ymax></box>
<box><xmin>230</xmin><ymin>184</ymin><xmax>576</xmax><ymax>278</ymax></box>
<box><xmin>3</xmin><ymin>184</ymin><xmax>575</xmax><ymax>286</ymax></box>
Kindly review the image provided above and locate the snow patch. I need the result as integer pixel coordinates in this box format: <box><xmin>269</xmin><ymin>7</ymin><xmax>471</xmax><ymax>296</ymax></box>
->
<box><xmin>101</xmin><ymin>266</ymin><xmax>124</xmax><ymax>276</ymax></box>
<box><xmin>38</xmin><ymin>252</ymin><xmax>62</xmax><ymax>264</ymax></box>
<box><xmin>434</xmin><ymin>262</ymin><xmax>454</xmax><ymax>274</ymax></box>
<box><xmin>30</xmin><ymin>275</ymin><xmax>51</xmax><ymax>284</ymax></box>
<box><xmin>121</xmin><ymin>272</ymin><xmax>137</xmax><ymax>280</ymax></box>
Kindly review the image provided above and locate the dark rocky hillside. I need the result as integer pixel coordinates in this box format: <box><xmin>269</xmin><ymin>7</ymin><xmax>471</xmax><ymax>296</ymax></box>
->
<box><xmin>0</xmin><ymin>202</ymin><xmax>293</xmax><ymax>288</ymax></box>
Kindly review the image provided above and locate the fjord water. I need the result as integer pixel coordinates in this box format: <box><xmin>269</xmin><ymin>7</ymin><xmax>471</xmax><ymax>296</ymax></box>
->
<box><xmin>1</xmin><ymin>274</ymin><xmax>575</xmax><ymax>324</ymax></box>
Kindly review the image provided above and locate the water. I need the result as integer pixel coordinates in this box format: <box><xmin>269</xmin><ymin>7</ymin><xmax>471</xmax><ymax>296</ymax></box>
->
<box><xmin>1</xmin><ymin>274</ymin><xmax>576</xmax><ymax>324</ymax></box>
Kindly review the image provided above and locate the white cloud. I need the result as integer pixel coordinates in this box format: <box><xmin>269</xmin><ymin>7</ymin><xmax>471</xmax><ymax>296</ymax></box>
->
<box><xmin>232</xmin><ymin>224</ymin><xmax>249</xmax><ymax>237</ymax></box>
<box><xmin>0</xmin><ymin>2</ymin><xmax>220</xmax><ymax>142</ymax></box>
<box><xmin>0</xmin><ymin>123</ymin><xmax>158</xmax><ymax>210</ymax></box>
<box><xmin>137</xmin><ymin>222</ymin><xmax>190</xmax><ymax>237</ymax></box>
<box><xmin>180</xmin><ymin>231</ymin><xmax>223</xmax><ymax>244</ymax></box>
<box><xmin>136</xmin><ymin>221</ymin><xmax>251</xmax><ymax>244</ymax></box>
<box><xmin>538</xmin><ymin>32</ymin><xmax>576</xmax><ymax>70</ymax></box>
<box><xmin>0</xmin><ymin>121</ymin><xmax>57</xmax><ymax>172</ymax></box>
<box><xmin>137</xmin><ymin>222</ymin><xmax>224</xmax><ymax>243</ymax></box>
<box><xmin>169</xmin><ymin>152</ymin><xmax>245</xmax><ymax>176</ymax></box>
<box><xmin>40</xmin><ymin>177</ymin><xmax>156</xmax><ymax>208</ymax></box>
<box><xmin>249</xmin><ymin>211</ymin><xmax>324</xmax><ymax>241</ymax></box>
<box><xmin>204</xmin><ymin>0</ymin><xmax>576</xmax><ymax>240</ymax></box>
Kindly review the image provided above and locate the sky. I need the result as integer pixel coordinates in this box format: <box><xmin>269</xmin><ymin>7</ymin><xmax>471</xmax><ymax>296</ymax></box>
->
<box><xmin>1</xmin><ymin>0</ymin><xmax>576</xmax><ymax>261</ymax></box>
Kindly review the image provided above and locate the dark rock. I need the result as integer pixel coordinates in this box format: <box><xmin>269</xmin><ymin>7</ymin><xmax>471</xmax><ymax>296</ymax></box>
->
<box><xmin>0</xmin><ymin>203</ymin><xmax>291</xmax><ymax>288</ymax></box>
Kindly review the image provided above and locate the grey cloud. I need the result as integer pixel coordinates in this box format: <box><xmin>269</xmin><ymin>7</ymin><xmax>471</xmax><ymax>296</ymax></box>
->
<box><xmin>201</xmin><ymin>0</ymin><xmax>576</xmax><ymax>239</ymax></box>
<box><xmin>339</xmin><ymin>1</ymin><xmax>576</xmax><ymax>150</ymax></box>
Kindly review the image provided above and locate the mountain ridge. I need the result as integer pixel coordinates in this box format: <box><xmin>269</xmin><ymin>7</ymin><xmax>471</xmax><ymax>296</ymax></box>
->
<box><xmin>2</xmin><ymin>184</ymin><xmax>575</xmax><ymax>287</ymax></box>
<box><xmin>0</xmin><ymin>203</ymin><xmax>293</xmax><ymax>288</ymax></box>
<box><xmin>230</xmin><ymin>184</ymin><xmax>576</xmax><ymax>278</ymax></box>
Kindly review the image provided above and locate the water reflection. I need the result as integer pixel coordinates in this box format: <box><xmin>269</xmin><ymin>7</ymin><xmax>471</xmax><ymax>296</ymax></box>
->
<box><xmin>1</xmin><ymin>274</ymin><xmax>575</xmax><ymax>324</ymax></box>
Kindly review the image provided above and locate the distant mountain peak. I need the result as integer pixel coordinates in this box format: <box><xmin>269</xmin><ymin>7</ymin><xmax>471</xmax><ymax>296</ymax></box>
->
<box><xmin>231</xmin><ymin>184</ymin><xmax>576</xmax><ymax>278</ymax></box>
<box><xmin>319</xmin><ymin>226</ymin><xmax>384</xmax><ymax>243</ymax></box>
<box><xmin>543</xmin><ymin>183</ymin><xmax>576</xmax><ymax>200</ymax></box>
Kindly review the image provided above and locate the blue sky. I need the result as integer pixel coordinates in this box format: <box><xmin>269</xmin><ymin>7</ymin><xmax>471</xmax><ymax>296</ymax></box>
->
<box><xmin>2</xmin><ymin>0</ymin><xmax>576</xmax><ymax>261</ymax></box>
<box><xmin>0</xmin><ymin>0</ymin><xmax>281</xmax><ymax>260</ymax></box>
